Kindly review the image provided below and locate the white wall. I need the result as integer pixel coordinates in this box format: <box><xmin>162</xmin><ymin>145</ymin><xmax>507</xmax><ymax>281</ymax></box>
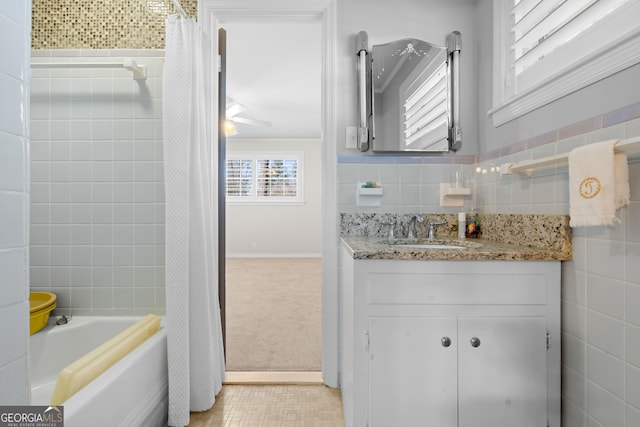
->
<box><xmin>475</xmin><ymin>0</ymin><xmax>640</xmax><ymax>425</ymax></box>
<box><xmin>226</xmin><ymin>139</ymin><xmax>322</xmax><ymax>257</ymax></box>
<box><xmin>0</xmin><ymin>0</ymin><xmax>31</xmax><ymax>405</ymax></box>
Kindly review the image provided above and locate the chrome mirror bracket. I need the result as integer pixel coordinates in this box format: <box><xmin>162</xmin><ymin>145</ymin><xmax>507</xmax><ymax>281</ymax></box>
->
<box><xmin>447</xmin><ymin>31</ymin><xmax>462</xmax><ymax>151</ymax></box>
<box><xmin>356</xmin><ymin>31</ymin><xmax>371</xmax><ymax>152</ymax></box>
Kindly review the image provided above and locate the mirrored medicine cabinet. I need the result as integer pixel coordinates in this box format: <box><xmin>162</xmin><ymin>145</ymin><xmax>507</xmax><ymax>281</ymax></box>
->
<box><xmin>355</xmin><ymin>31</ymin><xmax>462</xmax><ymax>153</ymax></box>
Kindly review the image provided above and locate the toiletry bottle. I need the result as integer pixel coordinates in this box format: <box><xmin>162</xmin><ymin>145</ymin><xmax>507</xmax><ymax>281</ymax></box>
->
<box><xmin>458</xmin><ymin>212</ymin><xmax>466</xmax><ymax>239</ymax></box>
<box><xmin>466</xmin><ymin>213</ymin><xmax>480</xmax><ymax>238</ymax></box>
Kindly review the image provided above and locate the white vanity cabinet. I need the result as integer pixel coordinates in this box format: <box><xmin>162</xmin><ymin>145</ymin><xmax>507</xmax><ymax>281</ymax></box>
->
<box><xmin>340</xmin><ymin>245</ymin><xmax>561</xmax><ymax>427</ymax></box>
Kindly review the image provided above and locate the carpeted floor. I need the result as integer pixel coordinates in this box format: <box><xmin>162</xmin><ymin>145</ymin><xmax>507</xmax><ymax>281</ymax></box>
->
<box><xmin>225</xmin><ymin>258</ymin><xmax>322</xmax><ymax>372</ymax></box>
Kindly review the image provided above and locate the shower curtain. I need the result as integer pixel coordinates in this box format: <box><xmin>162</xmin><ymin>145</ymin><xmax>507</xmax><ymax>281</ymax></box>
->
<box><xmin>163</xmin><ymin>15</ymin><xmax>225</xmax><ymax>427</ymax></box>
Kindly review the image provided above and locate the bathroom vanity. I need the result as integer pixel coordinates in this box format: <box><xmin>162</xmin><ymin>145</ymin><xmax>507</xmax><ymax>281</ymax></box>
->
<box><xmin>340</xmin><ymin>231</ymin><xmax>570</xmax><ymax>427</ymax></box>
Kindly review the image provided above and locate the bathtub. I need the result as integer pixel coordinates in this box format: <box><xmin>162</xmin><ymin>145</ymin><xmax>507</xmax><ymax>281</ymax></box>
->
<box><xmin>30</xmin><ymin>316</ymin><xmax>168</xmax><ymax>427</ymax></box>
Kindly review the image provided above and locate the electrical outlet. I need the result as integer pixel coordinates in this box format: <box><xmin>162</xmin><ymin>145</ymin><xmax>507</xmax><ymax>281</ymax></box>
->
<box><xmin>346</xmin><ymin>127</ymin><xmax>357</xmax><ymax>149</ymax></box>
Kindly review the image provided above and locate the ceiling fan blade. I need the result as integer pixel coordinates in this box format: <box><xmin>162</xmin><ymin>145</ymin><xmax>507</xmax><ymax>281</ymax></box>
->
<box><xmin>231</xmin><ymin>116</ymin><xmax>272</xmax><ymax>127</ymax></box>
<box><xmin>226</xmin><ymin>103</ymin><xmax>247</xmax><ymax>118</ymax></box>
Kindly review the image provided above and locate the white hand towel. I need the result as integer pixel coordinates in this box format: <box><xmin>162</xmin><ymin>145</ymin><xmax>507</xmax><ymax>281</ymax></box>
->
<box><xmin>569</xmin><ymin>139</ymin><xmax>630</xmax><ymax>227</ymax></box>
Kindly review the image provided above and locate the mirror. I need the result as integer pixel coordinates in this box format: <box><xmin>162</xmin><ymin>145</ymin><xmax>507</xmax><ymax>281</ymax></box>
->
<box><xmin>356</xmin><ymin>32</ymin><xmax>461</xmax><ymax>152</ymax></box>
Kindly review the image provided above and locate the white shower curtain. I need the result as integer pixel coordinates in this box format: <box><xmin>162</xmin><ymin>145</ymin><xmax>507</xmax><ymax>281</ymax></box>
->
<box><xmin>163</xmin><ymin>15</ymin><xmax>225</xmax><ymax>427</ymax></box>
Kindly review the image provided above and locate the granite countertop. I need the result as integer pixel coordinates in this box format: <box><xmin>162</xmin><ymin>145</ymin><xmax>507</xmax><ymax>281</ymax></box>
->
<box><xmin>341</xmin><ymin>236</ymin><xmax>572</xmax><ymax>261</ymax></box>
<box><xmin>340</xmin><ymin>213</ymin><xmax>573</xmax><ymax>261</ymax></box>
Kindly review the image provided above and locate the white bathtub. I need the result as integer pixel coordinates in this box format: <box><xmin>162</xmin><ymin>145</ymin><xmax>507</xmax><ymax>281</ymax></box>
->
<box><xmin>30</xmin><ymin>316</ymin><xmax>168</xmax><ymax>427</ymax></box>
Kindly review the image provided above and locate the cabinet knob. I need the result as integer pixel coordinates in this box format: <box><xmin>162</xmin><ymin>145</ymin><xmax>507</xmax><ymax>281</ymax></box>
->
<box><xmin>470</xmin><ymin>337</ymin><xmax>481</xmax><ymax>347</ymax></box>
<box><xmin>441</xmin><ymin>337</ymin><xmax>452</xmax><ymax>347</ymax></box>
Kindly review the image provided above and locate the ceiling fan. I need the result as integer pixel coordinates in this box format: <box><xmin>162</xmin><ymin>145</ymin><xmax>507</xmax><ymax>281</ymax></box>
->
<box><xmin>225</xmin><ymin>103</ymin><xmax>271</xmax><ymax>136</ymax></box>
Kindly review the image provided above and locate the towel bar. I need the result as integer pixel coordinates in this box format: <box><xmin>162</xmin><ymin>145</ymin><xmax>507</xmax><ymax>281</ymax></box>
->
<box><xmin>501</xmin><ymin>136</ymin><xmax>640</xmax><ymax>176</ymax></box>
<box><xmin>31</xmin><ymin>59</ymin><xmax>147</xmax><ymax>81</ymax></box>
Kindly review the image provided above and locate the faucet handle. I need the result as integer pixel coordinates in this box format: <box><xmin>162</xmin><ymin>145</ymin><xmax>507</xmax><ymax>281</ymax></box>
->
<box><xmin>427</xmin><ymin>220</ymin><xmax>447</xmax><ymax>239</ymax></box>
<box><xmin>381</xmin><ymin>222</ymin><xmax>395</xmax><ymax>238</ymax></box>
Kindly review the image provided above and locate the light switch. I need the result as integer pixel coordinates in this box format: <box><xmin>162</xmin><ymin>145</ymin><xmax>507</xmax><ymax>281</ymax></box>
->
<box><xmin>346</xmin><ymin>127</ymin><xmax>357</xmax><ymax>149</ymax></box>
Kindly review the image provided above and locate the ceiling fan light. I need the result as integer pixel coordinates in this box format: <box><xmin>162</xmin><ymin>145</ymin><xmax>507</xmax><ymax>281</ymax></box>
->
<box><xmin>224</xmin><ymin>119</ymin><xmax>237</xmax><ymax>136</ymax></box>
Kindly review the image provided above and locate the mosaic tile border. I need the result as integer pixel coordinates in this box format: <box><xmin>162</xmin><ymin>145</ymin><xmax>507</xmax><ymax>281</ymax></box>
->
<box><xmin>31</xmin><ymin>0</ymin><xmax>197</xmax><ymax>50</ymax></box>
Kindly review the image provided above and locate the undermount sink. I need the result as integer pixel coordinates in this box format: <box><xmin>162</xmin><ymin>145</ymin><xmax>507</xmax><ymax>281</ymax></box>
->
<box><xmin>395</xmin><ymin>243</ymin><xmax>467</xmax><ymax>250</ymax></box>
<box><xmin>385</xmin><ymin>238</ymin><xmax>481</xmax><ymax>251</ymax></box>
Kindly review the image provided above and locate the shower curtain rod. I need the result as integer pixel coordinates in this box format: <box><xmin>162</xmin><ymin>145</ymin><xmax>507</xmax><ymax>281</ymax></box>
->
<box><xmin>31</xmin><ymin>59</ymin><xmax>147</xmax><ymax>80</ymax></box>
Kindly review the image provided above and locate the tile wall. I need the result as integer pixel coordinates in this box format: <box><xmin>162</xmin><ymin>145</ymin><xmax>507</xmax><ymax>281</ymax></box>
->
<box><xmin>29</xmin><ymin>50</ymin><xmax>166</xmax><ymax>315</ymax></box>
<box><xmin>0</xmin><ymin>0</ymin><xmax>31</xmax><ymax>405</ymax></box>
<box><xmin>337</xmin><ymin>155</ymin><xmax>476</xmax><ymax>214</ymax></box>
<box><xmin>475</xmin><ymin>103</ymin><xmax>640</xmax><ymax>427</ymax></box>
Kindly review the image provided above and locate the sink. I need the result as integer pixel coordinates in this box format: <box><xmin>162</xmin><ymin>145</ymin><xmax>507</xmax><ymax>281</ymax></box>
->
<box><xmin>394</xmin><ymin>243</ymin><xmax>467</xmax><ymax>250</ymax></box>
<box><xmin>384</xmin><ymin>238</ymin><xmax>481</xmax><ymax>251</ymax></box>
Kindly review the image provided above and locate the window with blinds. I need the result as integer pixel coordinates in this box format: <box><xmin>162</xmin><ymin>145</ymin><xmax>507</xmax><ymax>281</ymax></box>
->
<box><xmin>226</xmin><ymin>153</ymin><xmax>303</xmax><ymax>204</ymax></box>
<box><xmin>490</xmin><ymin>0</ymin><xmax>640</xmax><ymax>125</ymax></box>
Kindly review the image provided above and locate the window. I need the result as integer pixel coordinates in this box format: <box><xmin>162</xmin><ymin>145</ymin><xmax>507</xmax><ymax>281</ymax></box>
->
<box><xmin>226</xmin><ymin>153</ymin><xmax>304</xmax><ymax>204</ymax></box>
<box><xmin>490</xmin><ymin>0</ymin><xmax>640</xmax><ymax>126</ymax></box>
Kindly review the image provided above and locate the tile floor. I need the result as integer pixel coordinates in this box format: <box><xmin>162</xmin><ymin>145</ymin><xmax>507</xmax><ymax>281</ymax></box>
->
<box><xmin>188</xmin><ymin>384</ymin><xmax>344</xmax><ymax>426</ymax></box>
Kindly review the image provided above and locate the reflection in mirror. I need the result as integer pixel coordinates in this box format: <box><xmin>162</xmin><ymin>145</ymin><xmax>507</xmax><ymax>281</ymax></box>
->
<box><xmin>372</xmin><ymin>39</ymin><xmax>449</xmax><ymax>152</ymax></box>
<box><xmin>355</xmin><ymin>31</ymin><xmax>461</xmax><ymax>153</ymax></box>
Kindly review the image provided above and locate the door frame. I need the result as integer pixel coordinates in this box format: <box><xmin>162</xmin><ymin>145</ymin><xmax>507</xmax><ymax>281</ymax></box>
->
<box><xmin>198</xmin><ymin>0</ymin><xmax>339</xmax><ymax>388</ymax></box>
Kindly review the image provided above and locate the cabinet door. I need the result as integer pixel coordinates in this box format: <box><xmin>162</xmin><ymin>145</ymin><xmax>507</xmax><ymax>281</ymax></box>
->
<box><xmin>458</xmin><ymin>317</ymin><xmax>547</xmax><ymax>427</ymax></box>
<box><xmin>369</xmin><ymin>317</ymin><xmax>458</xmax><ymax>427</ymax></box>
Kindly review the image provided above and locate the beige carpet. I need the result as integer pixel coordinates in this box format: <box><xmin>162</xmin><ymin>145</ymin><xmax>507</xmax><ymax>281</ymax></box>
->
<box><xmin>225</xmin><ymin>258</ymin><xmax>322</xmax><ymax>371</ymax></box>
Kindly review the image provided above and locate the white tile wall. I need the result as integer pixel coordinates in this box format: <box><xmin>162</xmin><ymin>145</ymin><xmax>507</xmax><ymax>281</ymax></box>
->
<box><xmin>475</xmin><ymin>114</ymin><xmax>640</xmax><ymax>427</ymax></box>
<box><xmin>0</xmin><ymin>0</ymin><xmax>30</xmax><ymax>405</ymax></box>
<box><xmin>337</xmin><ymin>158</ymin><xmax>477</xmax><ymax>214</ymax></box>
<box><xmin>29</xmin><ymin>51</ymin><xmax>166</xmax><ymax>316</ymax></box>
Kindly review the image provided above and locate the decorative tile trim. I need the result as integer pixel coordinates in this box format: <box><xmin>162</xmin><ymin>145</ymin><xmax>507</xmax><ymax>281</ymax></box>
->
<box><xmin>337</xmin><ymin>153</ymin><xmax>476</xmax><ymax>165</ymax></box>
<box><xmin>480</xmin><ymin>101</ymin><xmax>640</xmax><ymax>163</ymax></box>
<box><xmin>32</xmin><ymin>0</ymin><xmax>197</xmax><ymax>49</ymax></box>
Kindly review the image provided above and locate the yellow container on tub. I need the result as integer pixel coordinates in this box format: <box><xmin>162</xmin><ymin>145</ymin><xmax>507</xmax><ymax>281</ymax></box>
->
<box><xmin>29</xmin><ymin>292</ymin><xmax>57</xmax><ymax>335</ymax></box>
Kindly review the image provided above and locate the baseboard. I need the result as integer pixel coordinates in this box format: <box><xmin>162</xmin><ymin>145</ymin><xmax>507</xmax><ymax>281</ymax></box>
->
<box><xmin>226</xmin><ymin>253</ymin><xmax>322</xmax><ymax>259</ymax></box>
<box><xmin>224</xmin><ymin>371</ymin><xmax>323</xmax><ymax>384</ymax></box>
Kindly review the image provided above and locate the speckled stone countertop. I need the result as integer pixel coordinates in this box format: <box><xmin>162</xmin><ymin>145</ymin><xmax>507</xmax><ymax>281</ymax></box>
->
<box><xmin>340</xmin><ymin>213</ymin><xmax>572</xmax><ymax>261</ymax></box>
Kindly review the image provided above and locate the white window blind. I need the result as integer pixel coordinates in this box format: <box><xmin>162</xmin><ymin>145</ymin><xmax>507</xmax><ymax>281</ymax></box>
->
<box><xmin>226</xmin><ymin>153</ymin><xmax>304</xmax><ymax>204</ymax></box>
<box><xmin>226</xmin><ymin>159</ymin><xmax>253</xmax><ymax>197</ymax></box>
<box><xmin>490</xmin><ymin>0</ymin><xmax>640</xmax><ymax>126</ymax></box>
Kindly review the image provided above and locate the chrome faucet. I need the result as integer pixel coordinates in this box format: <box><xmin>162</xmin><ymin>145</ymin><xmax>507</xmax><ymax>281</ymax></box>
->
<box><xmin>427</xmin><ymin>221</ymin><xmax>447</xmax><ymax>240</ymax></box>
<box><xmin>407</xmin><ymin>215</ymin><xmax>424</xmax><ymax>238</ymax></box>
<box><xmin>56</xmin><ymin>314</ymin><xmax>72</xmax><ymax>325</ymax></box>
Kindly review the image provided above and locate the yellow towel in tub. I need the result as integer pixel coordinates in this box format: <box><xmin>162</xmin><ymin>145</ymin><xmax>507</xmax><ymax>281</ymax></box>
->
<box><xmin>50</xmin><ymin>314</ymin><xmax>162</xmax><ymax>405</ymax></box>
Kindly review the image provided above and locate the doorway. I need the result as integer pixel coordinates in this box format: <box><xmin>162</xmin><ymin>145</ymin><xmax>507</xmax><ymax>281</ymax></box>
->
<box><xmin>220</xmin><ymin>16</ymin><xmax>324</xmax><ymax>378</ymax></box>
